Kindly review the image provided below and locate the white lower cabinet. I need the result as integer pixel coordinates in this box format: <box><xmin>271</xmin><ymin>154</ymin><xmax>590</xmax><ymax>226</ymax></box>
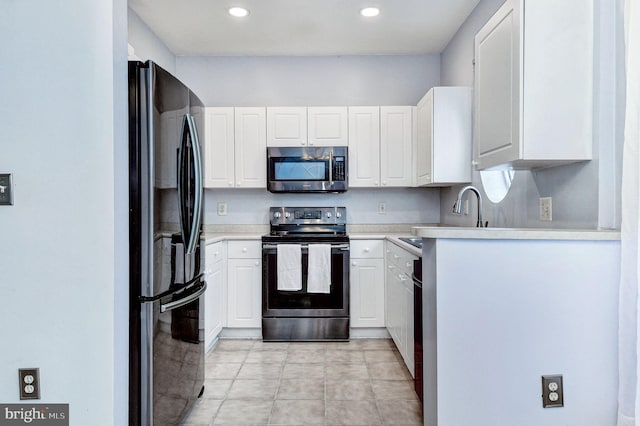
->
<box><xmin>350</xmin><ymin>240</ymin><xmax>385</xmax><ymax>328</ymax></box>
<box><xmin>204</xmin><ymin>241</ymin><xmax>226</xmax><ymax>349</ymax></box>
<box><xmin>385</xmin><ymin>241</ymin><xmax>416</xmax><ymax>376</ymax></box>
<box><xmin>227</xmin><ymin>241</ymin><xmax>262</xmax><ymax>328</ymax></box>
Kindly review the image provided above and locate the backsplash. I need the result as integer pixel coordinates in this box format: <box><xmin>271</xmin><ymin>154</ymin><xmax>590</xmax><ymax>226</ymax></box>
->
<box><xmin>160</xmin><ymin>188</ymin><xmax>440</xmax><ymax>225</ymax></box>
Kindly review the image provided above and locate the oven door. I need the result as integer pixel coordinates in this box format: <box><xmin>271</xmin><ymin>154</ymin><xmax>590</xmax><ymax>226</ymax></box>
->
<box><xmin>262</xmin><ymin>242</ymin><xmax>349</xmax><ymax>317</ymax></box>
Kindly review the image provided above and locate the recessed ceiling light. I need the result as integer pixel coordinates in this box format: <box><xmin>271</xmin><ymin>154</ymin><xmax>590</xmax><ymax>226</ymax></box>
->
<box><xmin>228</xmin><ymin>7</ymin><xmax>249</xmax><ymax>17</ymax></box>
<box><xmin>360</xmin><ymin>7</ymin><xmax>380</xmax><ymax>17</ymax></box>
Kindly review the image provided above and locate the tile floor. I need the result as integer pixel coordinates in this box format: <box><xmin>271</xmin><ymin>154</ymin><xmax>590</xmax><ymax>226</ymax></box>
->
<box><xmin>181</xmin><ymin>339</ymin><xmax>423</xmax><ymax>425</ymax></box>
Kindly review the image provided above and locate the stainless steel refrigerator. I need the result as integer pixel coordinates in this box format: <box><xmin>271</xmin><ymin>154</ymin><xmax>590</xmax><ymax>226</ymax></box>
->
<box><xmin>128</xmin><ymin>60</ymin><xmax>206</xmax><ymax>426</ymax></box>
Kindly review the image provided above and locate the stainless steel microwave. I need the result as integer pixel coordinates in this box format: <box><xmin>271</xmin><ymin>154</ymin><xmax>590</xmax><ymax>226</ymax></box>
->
<box><xmin>267</xmin><ymin>146</ymin><xmax>348</xmax><ymax>193</ymax></box>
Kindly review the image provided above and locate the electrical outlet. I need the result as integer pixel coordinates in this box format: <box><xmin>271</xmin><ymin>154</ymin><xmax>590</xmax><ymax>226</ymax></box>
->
<box><xmin>540</xmin><ymin>197</ymin><xmax>552</xmax><ymax>221</ymax></box>
<box><xmin>19</xmin><ymin>368</ymin><xmax>40</xmax><ymax>400</ymax></box>
<box><xmin>541</xmin><ymin>375</ymin><xmax>563</xmax><ymax>408</ymax></box>
<box><xmin>378</xmin><ymin>202</ymin><xmax>386</xmax><ymax>214</ymax></box>
<box><xmin>0</xmin><ymin>173</ymin><xmax>13</xmax><ymax>205</ymax></box>
<box><xmin>217</xmin><ymin>202</ymin><xmax>227</xmax><ymax>216</ymax></box>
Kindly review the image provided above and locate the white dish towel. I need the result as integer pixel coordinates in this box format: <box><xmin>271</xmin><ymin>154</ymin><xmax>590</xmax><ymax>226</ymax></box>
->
<box><xmin>307</xmin><ymin>244</ymin><xmax>332</xmax><ymax>294</ymax></box>
<box><xmin>277</xmin><ymin>244</ymin><xmax>302</xmax><ymax>291</ymax></box>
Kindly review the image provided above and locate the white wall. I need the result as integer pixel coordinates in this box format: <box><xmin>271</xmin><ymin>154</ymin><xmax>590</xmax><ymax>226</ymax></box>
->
<box><xmin>0</xmin><ymin>1</ymin><xmax>127</xmax><ymax>425</ymax></box>
<box><xmin>160</xmin><ymin>188</ymin><xmax>440</xmax><ymax>226</ymax></box>
<box><xmin>128</xmin><ymin>7</ymin><xmax>176</xmax><ymax>74</ymax></box>
<box><xmin>426</xmin><ymin>238</ymin><xmax>620</xmax><ymax>425</ymax></box>
<box><xmin>176</xmin><ymin>55</ymin><xmax>440</xmax><ymax>106</ymax></box>
<box><xmin>439</xmin><ymin>0</ymin><xmax>624</xmax><ymax>229</ymax></box>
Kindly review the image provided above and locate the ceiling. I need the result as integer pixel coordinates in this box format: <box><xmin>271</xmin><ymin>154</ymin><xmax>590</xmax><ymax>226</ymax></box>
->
<box><xmin>128</xmin><ymin>0</ymin><xmax>480</xmax><ymax>56</ymax></box>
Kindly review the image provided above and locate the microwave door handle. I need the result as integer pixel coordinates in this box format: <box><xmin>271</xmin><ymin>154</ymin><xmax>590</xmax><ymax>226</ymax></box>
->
<box><xmin>185</xmin><ymin>114</ymin><xmax>203</xmax><ymax>255</ymax></box>
<box><xmin>329</xmin><ymin>149</ymin><xmax>333</xmax><ymax>187</ymax></box>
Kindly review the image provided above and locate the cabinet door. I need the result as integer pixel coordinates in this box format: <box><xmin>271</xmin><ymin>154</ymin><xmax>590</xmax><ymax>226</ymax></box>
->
<box><xmin>348</xmin><ymin>107</ymin><xmax>380</xmax><ymax>187</ymax></box>
<box><xmin>203</xmin><ymin>108</ymin><xmax>235</xmax><ymax>188</ymax></box>
<box><xmin>474</xmin><ymin>0</ymin><xmax>520</xmax><ymax>169</ymax></box>
<box><xmin>380</xmin><ymin>106</ymin><xmax>414</xmax><ymax>187</ymax></box>
<box><xmin>403</xmin><ymin>279</ymin><xmax>415</xmax><ymax>377</ymax></box>
<box><xmin>385</xmin><ymin>263</ymin><xmax>401</xmax><ymax>348</ymax></box>
<box><xmin>234</xmin><ymin>108</ymin><xmax>266</xmax><ymax>188</ymax></box>
<box><xmin>266</xmin><ymin>107</ymin><xmax>307</xmax><ymax>147</ymax></box>
<box><xmin>308</xmin><ymin>107</ymin><xmax>348</xmax><ymax>147</ymax></box>
<box><xmin>350</xmin><ymin>258</ymin><xmax>385</xmax><ymax>327</ymax></box>
<box><xmin>415</xmin><ymin>92</ymin><xmax>433</xmax><ymax>186</ymax></box>
<box><xmin>205</xmin><ymin>242</ymin><xmax>226</xmax><ymax>348</ymax></box>
<box><xmin>227</xmin><ymin>258</ymin><xmax>262</xmax><ymax>328</ymax></box>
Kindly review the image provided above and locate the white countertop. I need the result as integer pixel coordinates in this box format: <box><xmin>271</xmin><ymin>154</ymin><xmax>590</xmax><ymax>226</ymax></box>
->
<box><xmin>412</xmin><ymin>226</ymin><xmax>620</xmax><ymax>241</ymax></box>
<box><xmin>201</xmin><ymin>231</ymin><xmax>423</xmax><ymax>256</ymax></box>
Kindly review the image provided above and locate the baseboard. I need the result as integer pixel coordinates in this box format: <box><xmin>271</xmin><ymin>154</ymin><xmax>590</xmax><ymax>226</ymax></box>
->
<box><xmin>349</xmin><ymin>327</ymin><xmax>390</xmax><ymax>339</ymax></box>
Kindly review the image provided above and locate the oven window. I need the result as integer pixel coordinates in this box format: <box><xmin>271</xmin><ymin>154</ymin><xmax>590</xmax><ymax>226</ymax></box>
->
<box><xmin>263</xmin><ymin>250</ymin><xmax>346</xmax><ymax>311</ymax></box>
<box><xmin>272</xmin><ymin>159</ymin><xmax>328</xmax><ymax>181</ymax></box>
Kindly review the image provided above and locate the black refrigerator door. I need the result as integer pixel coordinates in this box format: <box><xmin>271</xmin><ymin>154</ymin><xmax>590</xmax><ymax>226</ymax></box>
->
<box><xmin>129</xmin><ymin>60</ymin><xmax>206</xmax><ymax>426</ymax></box>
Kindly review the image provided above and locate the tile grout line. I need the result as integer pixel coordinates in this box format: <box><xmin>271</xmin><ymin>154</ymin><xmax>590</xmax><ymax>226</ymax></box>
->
<box><xmin>265</xmin><ymin>341</ymin><xmax>284</xmax><ymax>426</ymax></box>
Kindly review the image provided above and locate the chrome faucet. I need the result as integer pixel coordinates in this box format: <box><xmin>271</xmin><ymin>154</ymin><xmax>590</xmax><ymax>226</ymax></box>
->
<box><xmin>453</xmin><ymin>185</ymin><xmax>487</xmax><ymax>227</ymax></box>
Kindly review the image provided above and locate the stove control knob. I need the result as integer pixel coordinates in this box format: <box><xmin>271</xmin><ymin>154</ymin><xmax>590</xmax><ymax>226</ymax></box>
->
<box><xmin>326</xmin><ymin>212</ymin><xmax>332</xmax><ymax>218</ymax></box>
<box><xmin>274</xmin><ymin>212</ymin><xmax>281</xmax><ymax>219</ymax></box>
<box><xmin>285</xmin><ymin>211</ymin><xmax>291</xmax><ymax>218</ymax></box>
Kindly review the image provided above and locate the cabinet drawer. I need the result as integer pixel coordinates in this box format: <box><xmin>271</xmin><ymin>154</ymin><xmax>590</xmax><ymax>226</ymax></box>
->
<box><xmin>206</xmin><ymin>241</ymin><xmax>225</xmax><ymax>264</ymax></box>
<box><xmin>386</xmin><ymin>241</ymin><xmax>417</xmax><ymax>272</ymax></box>
<box><xmin>227</xmin><ymin>240</ymin><xmax>262</xmax><ymax>258</ymax></box>
<box><xmin>350</xmin><ymin>240</ymin><xmax>384</xmax><ymax>258</ymax></box>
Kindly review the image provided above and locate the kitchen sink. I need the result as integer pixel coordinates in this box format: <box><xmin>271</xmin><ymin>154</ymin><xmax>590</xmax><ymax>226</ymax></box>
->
<box><xmin>398</xmin><ymin>237</ymin><xmax>423</xmax><ymax>249</ymax></box>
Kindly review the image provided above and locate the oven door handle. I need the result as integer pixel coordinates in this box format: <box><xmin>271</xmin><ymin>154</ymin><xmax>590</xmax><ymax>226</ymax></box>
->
<box><xmin>262</xmin><ymin>243</ymin><xmax>350</xmax><ymax>250</ymax></box>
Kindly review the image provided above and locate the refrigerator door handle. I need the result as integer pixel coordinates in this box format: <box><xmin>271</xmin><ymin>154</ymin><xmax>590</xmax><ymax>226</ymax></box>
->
<box><xmin>177</xmin><ymin>114</ymin><xmax>190</xmax><ymax>248</ymax></box>
<box><xmin>160</xmin><ymin>280</ymin><xmax>207</xmax><ymax>313</ymax></box>
<box><xmin>140</xmin><ymin>272</ymin><xmax>204</xmax><ymax>303</ymax></box>
<box><xmin>185</xmin><ymin>114</ymin><xmax>203</xmax><ymax>255</ymax></box>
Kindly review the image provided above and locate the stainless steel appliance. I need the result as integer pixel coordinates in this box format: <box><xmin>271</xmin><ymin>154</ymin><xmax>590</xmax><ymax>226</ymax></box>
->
<box><xmin>262</xmin><ymin>207</ymin><xmax>350</xmax><ymax>340</ymax></box>
<box><xmin>266</xmin><ymin>146</ymin><xmax>348</xmax><ymax>193</ymax></box>
<box><xmin>129</xmin><ymin>60</ymin><xmax>206</xmax><ymax>426</ymax></box>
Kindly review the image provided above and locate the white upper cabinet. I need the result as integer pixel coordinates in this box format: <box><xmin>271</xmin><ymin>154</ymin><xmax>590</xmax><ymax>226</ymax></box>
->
<box><xmin>266</xmin><ymin>107</ymin><xmax>307</xmax><ymax>147</ymax></box>
<box><xmin>474</xmin><ymin>0</ymin><xmax>593</xmax><ymax>170</ymax></box>
<box><xmin>349</xmin><ymin>106</ymin><xmax>414</xmax><ymax>187</ymax></box>
<box><xmin>203</xmin><ymin>108</ymin><xmax>235</xmax><ymax>188</ymax></box>
<box><xmin>380</xmin><ymin>106</ymin><xmax>414</xmax><ymax>187</ymax></box>
<box><xmin>348</xmin><ymin>107</ymin><xmax>381</xmax><ymax>187</ymax></box>
<box><xmin>202</xmin><ymin>107</ymin><xmax>266</xmax><ymax>188</ymax></box>
<box><xmin>267</xmin><ymin>107</ymin><xmax>348</xmax><ymax>147</ymax></box>
<box><xmin>234</xmin><ymin>107</ymin><xmax>267</xmax><ymax>188</ymax></box>
<box><xmin>415</xmin><ymin>87</ymin><xmax>472</xmax><ymax>186</ymax></box>
<box><xmin>307</xmin><ymin>107</ymin><xmax>348</xmax><ymax>146</ymax></box>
